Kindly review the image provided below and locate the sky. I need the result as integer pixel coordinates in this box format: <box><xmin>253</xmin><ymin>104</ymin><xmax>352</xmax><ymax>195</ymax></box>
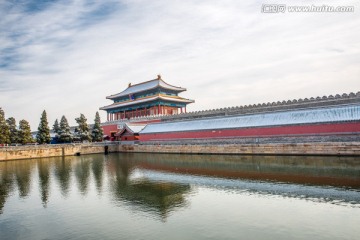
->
<box><xmin>1</xmin><ymin>0</ymin><xmax>359</xmax><ymax>130</ymax></box>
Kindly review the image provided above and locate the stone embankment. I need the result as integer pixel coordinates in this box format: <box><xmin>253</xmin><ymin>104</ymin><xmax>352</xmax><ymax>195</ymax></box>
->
<box><xmin>0</xmin><ymin>142</ymin><xmax>118</xmax><ymax>161</ymax></box>
<box><xmin>1</xmin><ymin>141</ymin><xmax>360</xmax><ymax>161</ymax></box>
<box><xmin>119</xmin><ymin>142</ymin><xmax>360</xmax><ymax>156</ymax></box>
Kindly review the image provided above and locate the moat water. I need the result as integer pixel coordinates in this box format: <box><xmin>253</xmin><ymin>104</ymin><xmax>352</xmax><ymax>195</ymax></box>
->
<box><xmin>1</xmin><ymin>153</ymin><xmax>360</xmax><ymax>240</ymax></box>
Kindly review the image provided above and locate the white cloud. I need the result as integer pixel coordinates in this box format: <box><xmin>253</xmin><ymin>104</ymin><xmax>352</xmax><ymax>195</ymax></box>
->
<box><xmin>0</xmin><ymin>0</ymin><xmax>359</xmax><ymax>129</ymax></box>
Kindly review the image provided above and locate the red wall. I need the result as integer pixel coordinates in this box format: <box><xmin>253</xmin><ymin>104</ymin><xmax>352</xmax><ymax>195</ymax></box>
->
<box><xmin>102</xmin><ymin>124</ymin><xmax>118</xmax><ymax>137</ymax></box>
<box><xmin>121</xmin><ymin>135</ymin><xmax>139</xmax><ymax>141</ymax></box>
<box><xmin>140</xmin><ymin>122</ymin><xmax>360</xmax><ymax>141</ymax></box>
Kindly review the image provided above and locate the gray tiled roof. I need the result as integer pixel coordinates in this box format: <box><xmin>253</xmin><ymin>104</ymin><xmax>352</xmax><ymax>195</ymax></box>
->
<box><xmin>107</xmin><ymin>79</ymin><xmax>186</xmax><ymax>99</ymax></box>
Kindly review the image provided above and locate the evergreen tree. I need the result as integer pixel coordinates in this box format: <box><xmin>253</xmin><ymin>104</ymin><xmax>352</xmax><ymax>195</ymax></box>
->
<box><xmin>0</xmin><ymin>108</ymin><xmax>10</xmax><ymax>144</ymax></box>
<box><xmin>6</xmin><ymin>117</ymin><xmax>18</xmax><ymax>144</ymax></box>
<box><xmin>75</xmin><ymin>114</ymin><xmax>92</xmax><ymax>142</ymax></box>
<box><xmin>91</xmin><ymin>112</ymin><xmax>103</xmax><ymax>142</ymax></box>
<box><xmin>53</xmin><ymin>119</ymin><xmax>60</xmax><ymax>135</ymax></box>
<box><xmin>18</xmin><ymin>119</ymin><xmax>33</xmax><ymax>144</ymax></box>
<box><xmin>36</xmin><ymin>110</ymin><xmax>51</xmax><ymax>144</ymax></box>
<box><xmin>58</xmin><ymin>116</ymin><xmax>72</xmax><ymax>143</ymax></box>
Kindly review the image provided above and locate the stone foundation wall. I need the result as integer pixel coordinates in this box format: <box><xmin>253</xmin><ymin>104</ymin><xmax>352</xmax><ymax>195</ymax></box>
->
<box><xmin>0</xmin><ymin>143</ymin><xmax>118</xmax><ymax>161</ymax></box>
<box><xmin>1</xmin><ymin>142</ymin><xmax>360</xmax><ymax>161</ymax></box>
<box><xmin>119</xmin><ymin>142</ymin><xmax>360</xmax><ymax>156</ymax></box>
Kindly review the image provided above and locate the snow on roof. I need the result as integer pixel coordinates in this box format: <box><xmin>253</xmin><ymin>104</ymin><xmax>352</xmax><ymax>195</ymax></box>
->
<box><xmin>107</xmin><ymin>78</ymin><xmax>186</xmax><ymax>99</ymax></box>
<box><xmin>141</xmin><ymin>104</ymin><xmax>360</xmax><ymax>134</ymax></box>
<box><xmin>100</xmin><ymin>95</ymin><xmax>194</xmax><ymax>110</ymax></box>
<box><xmin>126</xmin><ymin>123</ymin><xmax>147</xmax><ymax>133</ymax></box>
<box><xmin>117</xmin><ymin>123</ymin><xmax>147</xmax><ymax>136</ymax></box>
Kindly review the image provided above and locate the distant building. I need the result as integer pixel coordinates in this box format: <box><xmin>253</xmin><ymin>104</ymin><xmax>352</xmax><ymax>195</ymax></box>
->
<box><xmin>100</xmin><ymin>75</ymin><xmax>194</xmax><ymax>121</ymax></box>
<box><xmin>100</xmin><ymin>75</ymin><xmax>360</xmax><ymax>143</ymax></box>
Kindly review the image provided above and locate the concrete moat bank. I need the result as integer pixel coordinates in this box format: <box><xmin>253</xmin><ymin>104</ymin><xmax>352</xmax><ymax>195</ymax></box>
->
<box><xmin>0</xmin><ymin>143</ymin><xmax>118</xmax><ymax>161</ymax></box>
<box><xmin>1</xmin><ymin>142</ymin><xmax>360</xmax><ymax>161</ymax></box>
<box><xmin>119</xmin><ymin>142</ymin><xmax>360</xmax><ymax>156</ymax></box>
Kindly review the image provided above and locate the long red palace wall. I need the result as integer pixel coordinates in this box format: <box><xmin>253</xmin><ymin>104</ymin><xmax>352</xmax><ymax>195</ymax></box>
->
<box><xmin>139</xmin><ymin>122</ymin><xmax>360</xmax><ymax>141</ymax></box>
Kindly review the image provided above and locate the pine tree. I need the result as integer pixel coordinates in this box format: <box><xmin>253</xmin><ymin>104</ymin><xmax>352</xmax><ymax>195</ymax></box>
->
<box><xmin>18</xmin><ymin>119</ymin><xmax>33</xmax><ymax>144</ymax></box>
<box><xmin>0</xmin><ymin>108</ymin><xmax>10</xmax><ymax>144</ymax></box>
<box><xmin>75</xmin><ymin>114</ymin><xmax>92</xmax><ymax>142</ymax></box>
<box><xmin>36</xmin><ymin>110</ymin><xmax>51</xmax><ymax>144</ymax></box>
<box><xmin>91</xmin><ymin>112</ymin><xmax>103</xmax><ymax>142</ymax></box>
<box><xmin>53</xmin><ymin>119</ymin><xmax>60</xmax><ymax>135</ymax></box>
<box><xmin>6</xmin><ymin>117</ymin><xmax>18</xmax><ymax>144</ymax></box>
<box><xmin>58</xmin><ymin>116</ymin><xmax>72</xmax><ymax>143</ymax></box>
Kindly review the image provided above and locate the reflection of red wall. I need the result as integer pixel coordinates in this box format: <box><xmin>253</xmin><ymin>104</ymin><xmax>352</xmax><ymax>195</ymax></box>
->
<box><xmin>137</xmin><ymin>162</ymin><xmax>360</xmax><ymax>188</ymax></box>
<box><xmin>140</xmin><ymin>122</ymin><xmax>360</xmax><ymax>141</ymax></box>
<box><xmin>102</xmin><ymin>124</ymin><xmax>118</xmax><ymax>136</ymax></box>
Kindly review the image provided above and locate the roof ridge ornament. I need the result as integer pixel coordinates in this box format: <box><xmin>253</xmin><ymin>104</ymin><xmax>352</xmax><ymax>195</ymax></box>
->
<box><xmin>157</xmin><ymin>74</ymin><xmax>162</xmax><ymax>80</ymax></box>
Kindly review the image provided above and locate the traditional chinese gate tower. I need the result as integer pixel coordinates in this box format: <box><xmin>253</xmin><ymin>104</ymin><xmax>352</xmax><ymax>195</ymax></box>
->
<box><xmin>100</xmin><ymin>75</ymin><xmax>194</xmax><ymax>121</ymax></box>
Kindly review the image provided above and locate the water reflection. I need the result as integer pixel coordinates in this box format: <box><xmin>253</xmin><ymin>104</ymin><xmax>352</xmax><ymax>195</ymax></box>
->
<box><xmin>74</xmin><ymin>158</ymin><xmax>91</xmax><ymax>195</ymax></box>
<box><xmin>91</xmin><ymin>156</ymin><xmax>104</xmax><ymax>194</ymax></box>
<box><xmin>107</xmin><ymin>154</ymin><xmax>190</xmax><ymax>220</ymax></box>
<box><xmin>37</xmin><ymin>159</ymin><xmax>50</xmax><ymax>207</ymax></box>
<box><xmin>14</xmin><ymin>160</ymin><xmax>33</xmax><ymax>198</ymax></box>
<box><xmin>53</xmin><ymin>157</ymin><xmax>72</xmax><ymax>197</ymax></box>
<box><xmin>0</xmin><ymin>153</ymin><xmax>360</xmax><ymax>217</ymax></box>
<box><xmin>0</xmin><ymin>163</ymin><xmax>15</xmax><ymax>214</ymax></box>
<box><xmin>134</xmin><ymin>154</ymin><xmax>360</xmax><ymax>188</ymax></box>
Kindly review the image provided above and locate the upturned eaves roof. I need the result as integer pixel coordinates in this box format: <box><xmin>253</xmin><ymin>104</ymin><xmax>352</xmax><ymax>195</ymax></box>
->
<box><xmin>106</xmin><ymin>79</ymin><xmax>186</xmax><ymax>99</ymax></box>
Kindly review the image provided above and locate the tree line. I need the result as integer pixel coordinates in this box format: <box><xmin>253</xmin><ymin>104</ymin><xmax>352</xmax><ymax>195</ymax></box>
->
<box><xmin>0</xmin><ymin>108</ymin><xmax>103</xmax><ymax>145</ymax></box>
